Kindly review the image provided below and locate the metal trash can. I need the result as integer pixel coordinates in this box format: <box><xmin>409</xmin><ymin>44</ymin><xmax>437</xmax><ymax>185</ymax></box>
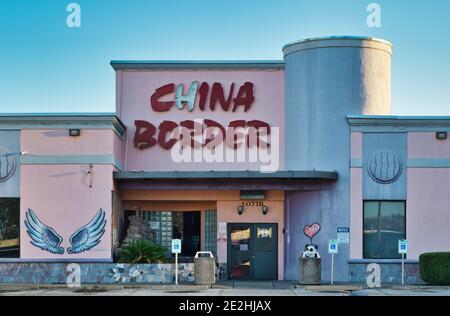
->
<box><xmin>300</xmin><ymin>257</ymin><xmax>322</xmax><ymax>285</ymax></box>
<box><xmin>194</xmin><ymin>251</ymin><xmax>216</xmax><ymax>285</ymax></box>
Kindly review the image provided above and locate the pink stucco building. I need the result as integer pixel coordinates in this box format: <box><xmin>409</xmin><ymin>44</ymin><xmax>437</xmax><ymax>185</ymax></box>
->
<box><xmin>1</xmin><ymin>36</ymin><xmax>450</xmax><ymax>284</ymax></box>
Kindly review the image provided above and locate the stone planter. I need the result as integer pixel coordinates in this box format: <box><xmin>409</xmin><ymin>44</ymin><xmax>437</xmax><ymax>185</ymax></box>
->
<box><xmin>300</xmin><ymin>257</ymin><xmax>322</xmax><ymax>285</ymax></box>
<box><xmin>0</xmin><ymin>263</ymin><xmax>195</xmax><ymax>284</ymax></box>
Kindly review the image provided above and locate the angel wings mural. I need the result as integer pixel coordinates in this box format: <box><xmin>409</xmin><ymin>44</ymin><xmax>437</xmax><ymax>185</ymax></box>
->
<box><xmin>67</xmin><ymin>209</ymin><xmax>106</xmax><ymax>254</ymax></box>
<box><xmin>24</xmin><ymin>209</ymin><xmax>64</xmax><ymax>254</ymax></box>
<box><xmin>24</xmin><ymin>209</ymin><xmax>107</xmax><ymax>255</ymax></box>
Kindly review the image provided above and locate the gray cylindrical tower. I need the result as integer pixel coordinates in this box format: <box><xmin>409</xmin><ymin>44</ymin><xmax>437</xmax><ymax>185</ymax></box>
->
<box><xmin>284</xmin><ymin>36</ymin><xmax>392</xmax><ymax>171</ymax></box>
<box><xmin>283</xmin><ymin>36</ymin><xmax>392</xmax><ymax>170</ymax></box>
<box><xmin>283</xmin><ymin>36</ymin><xmax>392</xmax><ymax>282</ymax></box>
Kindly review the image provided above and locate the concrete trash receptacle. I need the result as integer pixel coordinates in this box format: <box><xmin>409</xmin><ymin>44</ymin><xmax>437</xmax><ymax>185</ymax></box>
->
<box><xmin>300</xmin><ymin>257</ymin><xmax>322</xmax><ymax>285</ymax></box>
<box><xmin>194</xmin><ymin>251</ymin><xmax>216</xmax><ymax>285</ymax></box>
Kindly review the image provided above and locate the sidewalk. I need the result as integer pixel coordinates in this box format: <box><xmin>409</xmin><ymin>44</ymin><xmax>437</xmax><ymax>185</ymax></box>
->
<box><xmin>1</xmin><ymin>282</ymin><xmax>450</xmax><ymax>296</ymax></box>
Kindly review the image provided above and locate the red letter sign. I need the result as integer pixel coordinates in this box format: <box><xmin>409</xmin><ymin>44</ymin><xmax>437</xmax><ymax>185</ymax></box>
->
<box><xmin>151</xmin><ymin>83</ymin><xmax>175</xmax><ymax>112</ymax></box>
<box><xmin>134</xmin><ymin>120</ymin><xmax>157</xmax><ymax>149</ymax></box>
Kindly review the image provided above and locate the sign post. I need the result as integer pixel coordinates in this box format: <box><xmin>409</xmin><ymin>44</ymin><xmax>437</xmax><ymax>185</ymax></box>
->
<box><xmin>398</xmin><ymin>239</ymin><xmax>408</xmax><ymax>285</ymax></box>
<box><xmin>337</xmin><ymin>227</ymin><xmax>350</xmax><ymax>244</ymax></box>
<box><xmin>328</xmin><ymin>239</ymin><xmax>338</xmax><ymax>285</ymax></box>
<box><xmin>172</xmin><ymin>239</ymin><xmax>182</xmax><ymax>285</ymax></box>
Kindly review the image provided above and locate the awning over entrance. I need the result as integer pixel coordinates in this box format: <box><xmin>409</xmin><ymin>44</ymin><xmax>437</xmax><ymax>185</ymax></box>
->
<box><xmin>114</xmin><ymin>170</ymin><xmax>337</xmax><ymax>180</ymax></box>
<box><xmin>114</xmin><ymin>170</ymin><xmax>338</xmax><ymax>191</ymax></box>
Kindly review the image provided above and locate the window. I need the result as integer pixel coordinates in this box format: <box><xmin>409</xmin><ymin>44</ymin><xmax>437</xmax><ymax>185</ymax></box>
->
<box><xmin>139</xmin><ymin>210</ymin><xmax>201</xmax><ymax>257</ymax></box>
<box><xmin>141</xmin><ymin>211</ymin><xmax>173</xmax><ymax>251</ymax></box>
<box><xmin>203</xmin><ymin>210</ymin><xmax>217</xmax><ymax>257</ymax></box>
<box><xmin>0</xmin><ymin>198</ymin><xmax>20</xmax><ymax>258</ymax></box>
<box><xmin>363</xmin><ymin>201</ymin><xmax>406</xmax><ymax>259</ymax></box>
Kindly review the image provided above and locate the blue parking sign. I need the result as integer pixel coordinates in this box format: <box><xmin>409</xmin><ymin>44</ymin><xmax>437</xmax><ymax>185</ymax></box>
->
<box><xmin>328</xmin><ymin>239</ymin><xmax>338</xmax><ymax>254</ymax></box>
<box><xmin>172</xmin><ymin>239</ymin><xmax>182</xmax><ymax>254</ymax></box>
<box><xmin>398</xmin><ymin>239</ymin><xmax>408</xmax><ymax>254</ymax></box>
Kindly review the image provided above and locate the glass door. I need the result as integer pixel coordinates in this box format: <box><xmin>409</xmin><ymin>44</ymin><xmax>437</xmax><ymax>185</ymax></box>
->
<box><xmin>228</xmin><ymin>224</ymin><xmax>252</xmax><ymax>279</ymax></box>
<box><xmin>228</xmin><ymin>223</ymin><xmax>278</xmax><ymax>280</ymax></box>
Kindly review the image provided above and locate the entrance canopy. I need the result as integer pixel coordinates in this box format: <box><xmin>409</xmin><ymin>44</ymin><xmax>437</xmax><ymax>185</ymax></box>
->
<box><xmin>114</xmin><ymin>170</ymin><xmax>338</xmax><ymax>191</ymax></box>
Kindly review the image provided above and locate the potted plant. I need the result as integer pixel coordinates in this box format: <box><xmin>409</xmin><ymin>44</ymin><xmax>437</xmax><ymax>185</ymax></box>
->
<box><xmin>118</xmin><ymin>239</ymin><xmax>167</xmax><ymax>264</ymax></box>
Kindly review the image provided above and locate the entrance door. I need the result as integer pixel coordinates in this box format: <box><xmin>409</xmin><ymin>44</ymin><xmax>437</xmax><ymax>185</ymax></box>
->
<box><xmin>228</xmin><ymin>223</ymin><xmax>278</xmax><ymax>280</ymax></box>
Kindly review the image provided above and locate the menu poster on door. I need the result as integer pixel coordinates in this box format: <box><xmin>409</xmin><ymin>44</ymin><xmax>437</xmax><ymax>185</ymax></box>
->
<box><xmin>219</xmin><ymin>222</ymin><xmax>227</xmax><ymax>241</ymax></box>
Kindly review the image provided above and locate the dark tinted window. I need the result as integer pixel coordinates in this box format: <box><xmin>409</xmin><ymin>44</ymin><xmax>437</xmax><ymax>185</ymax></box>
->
<box><xmin>0</xmin><ymin>198</ymin><xmax>20</xmax><ymax>258</ymax></box>
<box><xmin>363</xmin><ymin>201</ymin><xmax>406</xmax><ymax>259</ymax></box>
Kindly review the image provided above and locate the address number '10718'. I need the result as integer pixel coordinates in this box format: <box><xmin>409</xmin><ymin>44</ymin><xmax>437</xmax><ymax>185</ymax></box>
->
<box><xmin>240</xmin><ymin>201</ymin><xmax>265</xmax><ymax>207</ymax></box>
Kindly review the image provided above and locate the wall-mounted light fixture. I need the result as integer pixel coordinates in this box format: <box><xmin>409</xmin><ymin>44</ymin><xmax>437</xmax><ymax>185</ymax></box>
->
<box><xmin>262</xmin><ymin>205</ymin><xmax>269</xmax><ymax>215</ymax></box>
<box><xmin>436</xmin><ymin>132</ymin><xmax>448</xmax><ymax>140</ymax></box>
<box><xmin>237</xmin><ymin>205</ymin><xmax>244</xmax><ymax>215</ymax></box>
<box><xmin>69</xmin><ymin>129</ymin><xmax>81</xmax><ymax>137</ymax></box>
<box><xmin>82</xmin><ymin>164</ymin><xmax>93</xmax><ymax>188</ymax></box>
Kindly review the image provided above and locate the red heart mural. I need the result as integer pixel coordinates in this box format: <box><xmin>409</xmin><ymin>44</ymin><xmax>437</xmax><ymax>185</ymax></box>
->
<box><xmin>303</xmin><ymin>223</ymin><xmax>321</xmax><ymax>239</ymax></box>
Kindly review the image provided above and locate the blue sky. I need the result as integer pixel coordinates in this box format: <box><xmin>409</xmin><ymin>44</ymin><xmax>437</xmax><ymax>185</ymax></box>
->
<box><xmin>0</xmin><ymin>0</ymin><xmax>449</xmax><ymax>115</ymax></box>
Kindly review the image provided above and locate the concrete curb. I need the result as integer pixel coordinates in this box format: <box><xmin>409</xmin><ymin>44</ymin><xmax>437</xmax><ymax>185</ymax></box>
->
<box><xmin>303</xmin><ymin>285</ymin><xmax>364</xmax><ymax>292</ymax></box>
<box><xmin>0</xmin><ymin>284</ymin><xmax>211</xmax><ymax>292</ymax></box>
<box><xmin>390</xmin><ymin>285</ymin><xmax>450</xmax><ymax>290</ymax></box>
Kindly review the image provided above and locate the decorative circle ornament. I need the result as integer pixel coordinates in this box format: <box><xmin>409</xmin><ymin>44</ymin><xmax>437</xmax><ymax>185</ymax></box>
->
<box><xmin>0</xmin><ymin>147</ymin><xmax>18</xmax><ymax>183</ymax></box>
<box><xmin>367</xmin><ymin>151</ymin><xmax>402</xmax><ymax>184</ymax></box>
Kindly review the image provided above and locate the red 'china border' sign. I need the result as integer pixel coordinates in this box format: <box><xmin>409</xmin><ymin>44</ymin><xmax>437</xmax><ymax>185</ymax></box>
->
<box><xmin>133</xmin><ymin>81</ymin><xmax>272</xmax><ymax>150</ymax></box>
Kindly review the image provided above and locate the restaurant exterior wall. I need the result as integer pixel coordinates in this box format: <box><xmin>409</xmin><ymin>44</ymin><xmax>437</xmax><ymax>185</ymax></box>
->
<box><xmin>115</xmin><ymin>68</ymin><xmax>285</xmax><ymax>172</ymax></box>
<box><xmin>119</xmin><ymin>189</ymin><xmax>285</xmax><ymax>280</ymax></box>
<box><xmin>407</xmin><ymin>169</ymin><xmax>450</xmax><ymax>257</ymax></box>
<box><xmin>349</xmin><ymin>127</ymin><xmax>450</xmax><ymax>260</ymax></box>
<box><xmin>216</xmin><ymin>196</ymin><xmax>285</xmax><ymax>280</ymax></box>
<box><xmin>407</xmin><ymin>132</ymin><xmax>450</xmax><ymax>258</ymax></box>
<box><xmin>348</xmin><ymin>119</ymin><xmax>450</xmax><ymax>283</ymax></box>
<box><xmin>11</xmin><ymin>120</ymin><xmax>125</xmax><ymax>261</ymax></box>
<box><xmin>2</xmin><ymin>37</ymin><xmax>450</xmax><ymax>285</ymax></box>
<box><xmin>19</xmin><ymin>128</ymin><xmax>121</xmax><ymax>259</ymax></box>
<box><xmin>20</xmin><ymin>164</ymin><xmax>114</xmax><ymax>260</ymax></box>
<box><xmin>283</xmin><ymin>37</ymin><xmax>392</xmax><ymax>281</ymax></box>
<box><xmin>0</xmin><ymin>131</ymin><xmax>20</xmax><ymax>198</ymax></box>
